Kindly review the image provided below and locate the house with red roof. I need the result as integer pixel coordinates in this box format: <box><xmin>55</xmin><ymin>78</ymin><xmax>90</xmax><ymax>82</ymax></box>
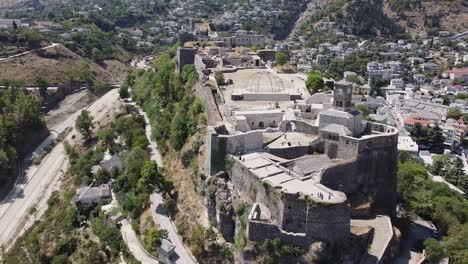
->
<box><xmin>443</xmin><ymin>68</ymin><xmax>468</xmax><ymax>83</ymax></box>
<box><xmin>404</xmin><ymin>116</ymin><xmax>431</xmax><ymax>130</ymax></box>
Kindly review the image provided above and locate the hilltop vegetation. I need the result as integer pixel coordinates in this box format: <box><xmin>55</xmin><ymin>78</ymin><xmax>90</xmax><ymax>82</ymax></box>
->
<box><xmin>0</xmin><ymin>87</ymin><xmax>45</xmax><ymax>199</ymax></box>
<box><xmin>398</xmin><ymin>153</ymin><xmax>468</xmax><ymax>263</ymax></box>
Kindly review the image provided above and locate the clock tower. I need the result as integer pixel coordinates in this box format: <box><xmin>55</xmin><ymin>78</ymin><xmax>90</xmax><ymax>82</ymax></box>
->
<box><xmin>333</xmin><ymin>81</ymin><xmax>353</xmax><ymax>111</ymax></box>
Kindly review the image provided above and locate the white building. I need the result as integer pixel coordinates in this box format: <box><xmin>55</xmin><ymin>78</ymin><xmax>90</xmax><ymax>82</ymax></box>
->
<box><xmin>441</xmin><ymin>124</ymin><xmax>456</xmax><ymax>146</ymax></box>
<box><xmin>390</xmin><ymin>78</ymin><xmax>405</xmax><ymax>90</ymax></box>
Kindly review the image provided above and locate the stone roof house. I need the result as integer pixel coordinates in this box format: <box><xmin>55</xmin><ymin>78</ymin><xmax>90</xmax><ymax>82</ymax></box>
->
<box><xmin>72</xmin><ymin>184</ymin><xmax>111</xmax><ymax>207</ymax></box>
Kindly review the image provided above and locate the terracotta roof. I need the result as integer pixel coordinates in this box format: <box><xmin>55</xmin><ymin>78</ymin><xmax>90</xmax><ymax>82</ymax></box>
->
<box><xmin>444</xmin><ymin>68</ymin><xmax>468</xmax><ymax>74</ymax></box>
<box><xmin>404</xmin><ymin>116</ymin><xmax>431</xmax><ymax>126</ymax></box>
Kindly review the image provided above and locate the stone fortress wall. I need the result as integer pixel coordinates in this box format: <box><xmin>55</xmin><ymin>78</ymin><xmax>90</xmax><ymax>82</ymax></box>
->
<box><xmin>204</xmin><ymin>77</ymin><xmax>398</xmax><ymax>256</ymax></box>
<box><xmin>321</xmin><ymin>123</ymin><xmax>399</xmax><ymax>216</ymax></box>
<box><xmin>228</xmin><ymin>158</ymin><xmax>350</xmax><ymax>245</ymax></box>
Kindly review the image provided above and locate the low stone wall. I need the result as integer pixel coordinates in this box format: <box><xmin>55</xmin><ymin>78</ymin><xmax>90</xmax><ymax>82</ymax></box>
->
<box><xmin>241</xmin><ymin>93</ymin><xmax>291</xmax><ymax>101</ymax></box>
<box><xmin>267</xmin><ymin>145</ymin><xmax>310</xmax><ymax>160</ymax></box>
<box><xmin>247</xmin><ymin>219</ymin><xmax>311</xmax><ymax>247</ymax></box>
<box><xmin>279</xmin><ymin>120</ymin><xmax>319</xmax><ymax>135</ymax></box>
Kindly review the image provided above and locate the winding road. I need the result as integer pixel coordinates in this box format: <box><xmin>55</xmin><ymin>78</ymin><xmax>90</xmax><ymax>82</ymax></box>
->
<box><xmin>118</xmin><ymin>98</ymin><xmax>195</xmax><ymax>263</ymax></box>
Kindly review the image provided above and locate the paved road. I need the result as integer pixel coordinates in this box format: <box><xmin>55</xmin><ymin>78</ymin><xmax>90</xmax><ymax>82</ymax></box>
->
<box><xmin>120</xmin><ymin>98</ymin><xmax>195</xmax><ymax>263</ymax></box>
<box><xmin>0</xmin><ymin>89</ymin><xmax>121</xmax><ymax>253</ymax></box>
<box><xmin>131</xmin><ymin>99</ymin><xmax>195</xmax><ymax>264</ymax></box>
<box><xmin>120</xmin><ymin>219</ymin><xmax>158</xmax><ymax>264</ymax></box>
<box><xmin>150</xmin><ymin>194</ymin><xmax>196</xmax><ymax>264</ymax></box>
<box><xmin>139</xmin><ymin>108</ymin><xmax>164</xmax><ymax>167</ymax></box>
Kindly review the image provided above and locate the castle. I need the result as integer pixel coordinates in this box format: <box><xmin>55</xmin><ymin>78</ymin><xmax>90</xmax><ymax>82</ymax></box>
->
<box><xmin>205</xmin><ymin>71</ymin><xmax>398</xmax><ymax>261</ymax></box>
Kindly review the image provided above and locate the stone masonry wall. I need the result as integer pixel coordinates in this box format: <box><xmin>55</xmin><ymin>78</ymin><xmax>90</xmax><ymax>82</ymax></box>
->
<box><xmin>279</xmin><ymin>120</ymin><xmax>319</xmax><ymax>135</ymax></box>
<box><xmin>230</xmin><ymin>159</ymin><xmax>351</xmax><ymax>244</ymax></box>
<box><xmin>321</xmin><ymin>129</ymin><xmax>399</xmax><ymax>216</ymax></box>
<box><xmin>208</xmin><ymin>129</ymin><xmax>264</xmax><ymax>174</ymax></box>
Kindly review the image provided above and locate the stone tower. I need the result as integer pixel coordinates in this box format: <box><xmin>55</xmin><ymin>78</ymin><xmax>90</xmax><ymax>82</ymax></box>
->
<box><xmin>333</xmin><ymin>81</ymin><xmax>353</xmax><ymax>111</ymax></box>
<box><xmin>177</xmin><ymin>47</ymin><xmax>196</xmax><ymax>74</ymax></box>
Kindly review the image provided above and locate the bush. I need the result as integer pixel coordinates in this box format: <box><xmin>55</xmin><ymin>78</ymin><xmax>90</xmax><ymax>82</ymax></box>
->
<box><xmin>51</xmin><ymin>255</ymin><xmax>69</xmax><ymax>264</ymax></box>
<box><xmin>120</xmin><ymin>85</ymin><xmax>130</xmax><ymax>99</ymax></box>
<box><xmin>214</xmin><ymin>71</ymin><xmax>225</xmax><ymax>85</ymax></box>
<box><xmin>305</xmin><ymin>72</ymin><xmax>324</xmax><ymax>94</ymax></box>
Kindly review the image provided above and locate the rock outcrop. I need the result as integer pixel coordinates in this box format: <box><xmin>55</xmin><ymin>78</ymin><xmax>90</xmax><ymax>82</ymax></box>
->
<box><xmin>204</xmin><ymin>171</ymin><xmax>235</xmax><ymax>242</ymax></box>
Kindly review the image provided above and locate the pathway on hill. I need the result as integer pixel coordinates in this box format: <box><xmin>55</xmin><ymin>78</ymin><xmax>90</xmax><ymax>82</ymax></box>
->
<box><xmin>120</xmin><ymin>219</ymin><xmax>158</xmax><ymax>264</ymax></box>
<box><xmin>0</xmin><ymin>43</ymin><xmax>59</xmax><ymax>62</ymax></box>
<box><xmin>124</xmin><ymin>97</ymin><xmax>196</xmax><ymax>264</ymax></box>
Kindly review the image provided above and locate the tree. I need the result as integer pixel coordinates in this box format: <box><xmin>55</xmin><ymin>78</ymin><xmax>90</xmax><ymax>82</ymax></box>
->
<box><xmin>355</xmin><ymin>105</ymin><xmax>371</xmax><ymax>118</ymax></box>
<box><xmin>369</xmin><ymin>77</ymin><xmax>388</xmax><ymax>97</ymax></box>
<box><xmin>452</xmin><ymin>157</ymin><xmax>464</xmax><ymax>185</ymax></box>
<box><xmin>431</xmin><ymin>155</ymin><xmax>449</xmax><ymax>176</ymax></box>
<box><xmin>163</xmin><ymin>198</ymin><xmax>177</xmax><ymax>216</ymax></box>
<box><xmin>35</xmin><ymin>77</ymin><xmax>49</xmax><ymax>99</ymax></box>
<box><xmin>205</xmin><ymin>227</ymin><xmax>217</xmax><ymax>246</ymax></box>
<box><xmin>170</xmin><ymin>111</ymin><xmax>192</xmax><ymax>150</ymax></box>
<box><xmin>20</xmin><ymin>29</ymin><xmax>44</xmax><ymax>48</ymax></box>
<box><xmin>137</xmin><ymin>160</ymin><xmax>161</xmax><ymax>193</ymax></box>
<box><xmin>441</xmin><ymin>95</ymin><xmax>450</xmax><ymax>105</ymax></box>
<box><xmin>97</xmin><ymin>128</ymin><xmax>114</xmax><ymax>150</ymax></box>
<box><xmin>214</xmin><ymin>71</ymin><xmax>225</xmax><ymax>86</ymax></box>
<box><xmin>90</xmin><ymin>80</ymin><xmax>111</xmax><ymax>95</ymax></box>
<box><xmin>345</xmin><ymin>74</ymin><xmax>363</xmax><ymax>85</ymax></box>
<box><xmin>275</xmin><ymin>52</ymin><xmax>288</xmax><ymax>70</ymax></box>
<box><xmin>119</xmin><ymin>85</ymin><xmax>129</xmax><ymax>99</ymax></box>
<box><xmin>410</xmin><ymin>123</ymin><xmax>428</xmax><ymax>145</ymax></box>
<box><xmin>424</xmin><ymin>238</ymin><xmax>446</xmax><ymax>263</ymax></box>
<box><xmin>75</xmin><ymin>110</ymin><xmax>94</xmax><ymax>140</ymax></box>
<box><xmin>145</xmin><ymin>227</ymin><xmax>168</xmax><ymax>252</ymax></box>
<box><xmin>447</xmin><ymin>106</ymin><xmax>462</xmax><ymax>120</ymax></box>
<box><xmin>427</xmin><ymin>125</ymin><xmax>444</xmax><ymax>153</ymax></box>
<box><xmin>305</xmin><ymin>72</ymin><xmax>324</xmax><ymax>94</ymax></box>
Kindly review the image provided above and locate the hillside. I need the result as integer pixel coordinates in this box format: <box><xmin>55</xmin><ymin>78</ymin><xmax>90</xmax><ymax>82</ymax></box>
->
<box><xmin>383</xmin><ymin>0</ymin><xmax>468</xmax><ymax>37</ymax></box>
<box><xmin>0</xmin><ymin>0</ymin><xmax>37</xmax><ymax>9</ymax></box>
<box><xmin>296</xmin><ymin>0</ymin><xmax>407</xmax><ymax>46</ymax></box>
<box><xmin>296</xmin><ymin>0</ymin><xmax>467</xmax><ymax>42</ymax></box>
<box><xmin>0</xmin><ymin>44</ymin><xmax>125</xmax><ymax>86</ymax></box>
